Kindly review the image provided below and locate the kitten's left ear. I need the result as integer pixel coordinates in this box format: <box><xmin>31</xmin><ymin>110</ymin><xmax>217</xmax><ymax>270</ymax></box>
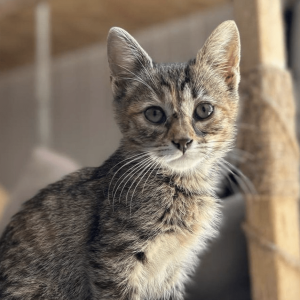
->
<box><xmin>197</xmin><ymin>20</ymin><xmax>241</xmax><ymax>90</ymax></box>
<box><xmin>107</xmin><ymin>27</ymin><xmax>153</xmax><ymax>86</ymax></box>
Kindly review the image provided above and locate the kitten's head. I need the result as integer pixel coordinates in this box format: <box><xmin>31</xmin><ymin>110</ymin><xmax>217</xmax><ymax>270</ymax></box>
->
<box><xmin>107</xmin><ymin>21</ymin><xmax>240</xmax><ymax>174</ymax></box>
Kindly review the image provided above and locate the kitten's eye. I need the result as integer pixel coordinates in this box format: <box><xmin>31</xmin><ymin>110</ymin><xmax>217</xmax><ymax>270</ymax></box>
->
<box><xmin>144</xmin><ymin>107</ymin><xmax>166</xmax><ymax>124</ymax></box>
<box><xmin>195</xmin><ymin>103</ymin><xmax>214</xmax><ymax>120</ymax></box>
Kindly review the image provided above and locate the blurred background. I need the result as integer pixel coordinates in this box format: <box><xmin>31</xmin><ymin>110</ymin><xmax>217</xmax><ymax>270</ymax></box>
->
<box><xmin>0</xmin><ymin>0</ymin><xmax>300</xmax><ymax>299</ymax></box>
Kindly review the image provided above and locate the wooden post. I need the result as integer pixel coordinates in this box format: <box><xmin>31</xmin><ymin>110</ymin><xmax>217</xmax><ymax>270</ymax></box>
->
<box><xmin>233</xmin><ymin>0</ymin><xmax>300</xmax><ymax>300</ymax></box>
<box><xmin>35</xmin><ymin>0</ymin><xmax>52</xmax><ymax>147</ymax></box>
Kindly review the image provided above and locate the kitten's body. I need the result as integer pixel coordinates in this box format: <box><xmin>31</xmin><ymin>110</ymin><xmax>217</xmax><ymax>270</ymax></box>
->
<box><xmin>0</xmin><ymin>150</ymin><xmax>218</xmax><ymax>299</ymax></box>
<box><xmin>0</xmin><ymin>21</ymin><xmax>240</xmax><ymax>299</ymax></box>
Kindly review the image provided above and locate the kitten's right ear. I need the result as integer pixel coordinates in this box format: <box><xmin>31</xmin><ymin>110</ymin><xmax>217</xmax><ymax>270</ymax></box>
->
<box><xmin>197</xmin><ymin>20</ymin><xmax>241</xmax><ymax>90</ymax></box>
<box><xmin>107</xmin><ymin>27</ymin><xmax>153</xmax><ymax>94</ymax></box>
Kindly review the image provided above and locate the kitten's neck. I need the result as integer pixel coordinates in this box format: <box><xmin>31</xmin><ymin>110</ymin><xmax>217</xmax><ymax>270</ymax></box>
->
<box><xmin>159</xmin><ymin>167</ymin><xmax>219</xmax><ymax>196</ymax></box>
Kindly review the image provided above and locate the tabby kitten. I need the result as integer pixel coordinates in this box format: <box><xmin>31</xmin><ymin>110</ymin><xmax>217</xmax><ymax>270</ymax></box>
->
<box><xmin>0</xmin><ymin>21</ymin><xmax>240</xmax><ymax>300</ymax></box>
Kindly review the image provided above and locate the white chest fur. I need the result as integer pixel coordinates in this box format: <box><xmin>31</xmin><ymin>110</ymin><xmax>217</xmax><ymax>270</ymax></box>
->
<box><xmin>129</xmin><ymin>227</ymin><xmax>203</xmax><ymax>299</ymax></box>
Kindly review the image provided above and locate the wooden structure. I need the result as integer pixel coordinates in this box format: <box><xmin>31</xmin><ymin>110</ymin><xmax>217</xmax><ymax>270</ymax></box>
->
<box><xmin>0</xmin><ymin>0</ymin><xmax>229</xmax><ymax>72</ymax></box>
<box><xmin>35</xmin><ymin>1</ymin><xmax>51</xmax><ymax>147</ymax></box>
<box><xmin>234</xmin><ymin>0</ymin><xmax>300</xmax><ymax>299</ymax></box>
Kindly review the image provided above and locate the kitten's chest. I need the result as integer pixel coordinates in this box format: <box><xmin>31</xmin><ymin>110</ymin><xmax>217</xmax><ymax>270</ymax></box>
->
<box><xmin>145</xmin><ymin>222</ymin><xmax>202</xmax><ymax>272</ymax></box>
<box><xmin>129</xmin><ymin>190</ymin><xmax>207</xmax><ymax>298</ymax></box>
<box><xmin>129</xmin><ymin>222</ymin><xmax>202</xmax><ymax>299</ymax></box>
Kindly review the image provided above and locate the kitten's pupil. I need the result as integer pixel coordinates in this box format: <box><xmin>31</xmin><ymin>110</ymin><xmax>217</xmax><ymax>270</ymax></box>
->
<box><xmin>195</xmin><ymin>103</ymin><xmax>214</xmax><ymax>120</ymax></box>
<box><xmin>144</xmin><ymin>107</ymin><xmax>166</xmax><ymax>124</ymax></box>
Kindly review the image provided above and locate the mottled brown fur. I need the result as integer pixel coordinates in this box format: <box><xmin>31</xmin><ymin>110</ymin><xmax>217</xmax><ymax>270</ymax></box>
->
<box><xmin>0</xmin><ymin>21</ymin><xmax>240</xmax><ymax>299</ymax></box>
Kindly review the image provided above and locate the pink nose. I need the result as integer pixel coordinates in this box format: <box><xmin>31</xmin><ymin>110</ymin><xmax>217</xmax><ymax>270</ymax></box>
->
<box><xmin>172</xmin><ymin>138</ymin><xmax>193</xmax><ymax>154</ymax></box>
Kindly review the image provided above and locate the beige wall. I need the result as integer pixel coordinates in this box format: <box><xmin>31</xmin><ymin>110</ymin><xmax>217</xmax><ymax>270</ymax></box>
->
<box><xmin>0</xmin><ymin>4</ymin><xmax>233</xmax><ymax>191</ymax></box>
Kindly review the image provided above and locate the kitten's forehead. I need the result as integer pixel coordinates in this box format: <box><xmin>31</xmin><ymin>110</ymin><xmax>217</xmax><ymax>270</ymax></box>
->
<box><xmin>154</xmin><ymin>63</ymin><xmax>205</xmax><ymax>115</ymax></box>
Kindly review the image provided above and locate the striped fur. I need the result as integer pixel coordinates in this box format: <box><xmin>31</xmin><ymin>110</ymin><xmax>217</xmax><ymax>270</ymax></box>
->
<box><xmin>0</xmin><ymin>21</ymin><xmax>240</xmax><ymax>299</ymax></box>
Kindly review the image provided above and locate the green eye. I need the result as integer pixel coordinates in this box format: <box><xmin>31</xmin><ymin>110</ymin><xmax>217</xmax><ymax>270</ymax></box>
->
<box><xmin>195</xmin><ymin>103</ymin><xmax>214</xmax><ymax>120</ymax></box>
<box><xmin>144</xmin><ymin>106</ymin><xmax>166</xmax><ymax>124</ymax></box>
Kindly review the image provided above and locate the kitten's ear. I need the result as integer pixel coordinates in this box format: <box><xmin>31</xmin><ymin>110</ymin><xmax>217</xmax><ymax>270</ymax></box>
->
<box><xmin>197</xmin><ymin>20</ymin><xmax>241</xmax><ymax>89</ymax></box>
<box><xmin>107</xmin><ymin>27</ymin><xmax>153</xmax><ymax>80</ymax></box>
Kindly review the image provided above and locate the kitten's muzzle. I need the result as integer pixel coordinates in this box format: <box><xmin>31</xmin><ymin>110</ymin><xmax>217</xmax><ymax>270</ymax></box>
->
<box><xmin>172</xmin><ymin>138</ymin><xmax>193</xmax><ymax>154</ymax></box>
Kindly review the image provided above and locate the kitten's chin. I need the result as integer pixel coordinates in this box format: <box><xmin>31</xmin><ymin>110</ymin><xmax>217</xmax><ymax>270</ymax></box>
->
<box><xmin>165</xmin><ymin>154</ymin><xmax>203</xmax><ymax>172</ymax></box>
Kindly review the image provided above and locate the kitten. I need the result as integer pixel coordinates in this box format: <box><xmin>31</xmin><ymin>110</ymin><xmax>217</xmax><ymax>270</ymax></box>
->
<box><xmin>0</xmin><ymin>21</ymin><xmax>240</xmax><ymax>300</ymax></box>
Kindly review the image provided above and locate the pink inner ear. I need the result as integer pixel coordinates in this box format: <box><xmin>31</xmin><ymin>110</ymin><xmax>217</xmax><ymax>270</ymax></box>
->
<box><xmin>224</xmin><ymin>43</ymin><xmax>239</xmax><ymax>85</ymax></box>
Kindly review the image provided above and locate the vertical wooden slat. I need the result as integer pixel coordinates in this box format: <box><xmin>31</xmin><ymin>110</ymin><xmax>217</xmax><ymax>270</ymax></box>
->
<box><xmin>291</xmin><ymin>1</ymin><xmax>300</xmax><ymax>141</ymax></box>
<box><xmin>234</xmin><ymin>0</ymin><xmax>286</xmax><ymax>72</ymax></box>
<box><xmin>233</xmin><ymin>0</ymin><xmax>300</xmax><ymax>299</ymax></box>
<box><xmin>35</xmin><ymin>0</ymin><xmax>52</xmax><ymax>147</ymax></box>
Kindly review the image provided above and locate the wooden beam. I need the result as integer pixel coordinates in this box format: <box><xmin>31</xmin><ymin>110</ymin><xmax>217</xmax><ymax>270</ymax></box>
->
<box><xmin>233</xmin><ymin>0</ymin><xmax>300</xmax><ymax>300</ymax></box>
<box><xmin>0</xmin><ymin>0</ymin><xmax>230</xmax><ymax>72</ymax></box>
<box><xmin>0</xmin><ymin>0</ymin><xmax>39</xmax><ymax>18</ymax></box>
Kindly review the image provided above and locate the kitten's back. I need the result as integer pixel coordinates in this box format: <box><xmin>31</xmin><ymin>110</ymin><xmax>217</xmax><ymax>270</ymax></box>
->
<box><xmin>0</xmin><ymin>166</ymin><xmax>106</xmax><ymax>299</ymax></box>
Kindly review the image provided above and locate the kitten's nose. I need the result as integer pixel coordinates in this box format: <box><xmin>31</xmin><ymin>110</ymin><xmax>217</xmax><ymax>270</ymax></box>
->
<box><xmin>172</xmin><ymin>138</ymin><xmax>193</xmax><ymax>154</ymax></box>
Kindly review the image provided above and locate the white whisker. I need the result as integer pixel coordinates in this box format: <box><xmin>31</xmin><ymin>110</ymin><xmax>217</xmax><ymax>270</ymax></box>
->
<box><xmin>117</xmin><ymin>157</ymin><xmax>152</xmax><ymax>205</ymax></box>
<box><xmin>112</xmin><ymin>158</ymin><xmax>149</xmax><ymax>203</ymax></box>
<box><xmin>108</xmin><ymin>152</ymin><xmax>149</xmax><ymax>204</ymax></box>
<box><xmin>128</xmin><ymin>159</ymin><xmax>156</xmax><ymax>214</ymax></box>
<box><xmin>142</xmin><ymin>159</ymin><xmax>162</xmax><ymax>194</ymax></box>
<box><xmin>220</xmin><ymin>158</ymin><xmax>256</xmax><ymax>195</ymax></box>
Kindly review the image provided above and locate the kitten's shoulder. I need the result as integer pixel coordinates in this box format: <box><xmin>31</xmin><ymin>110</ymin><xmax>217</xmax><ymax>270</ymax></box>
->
<box><xmin>26</xmin><ymin>165</ymin><xmax>107</xmax><ymax>208</ymax></box>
